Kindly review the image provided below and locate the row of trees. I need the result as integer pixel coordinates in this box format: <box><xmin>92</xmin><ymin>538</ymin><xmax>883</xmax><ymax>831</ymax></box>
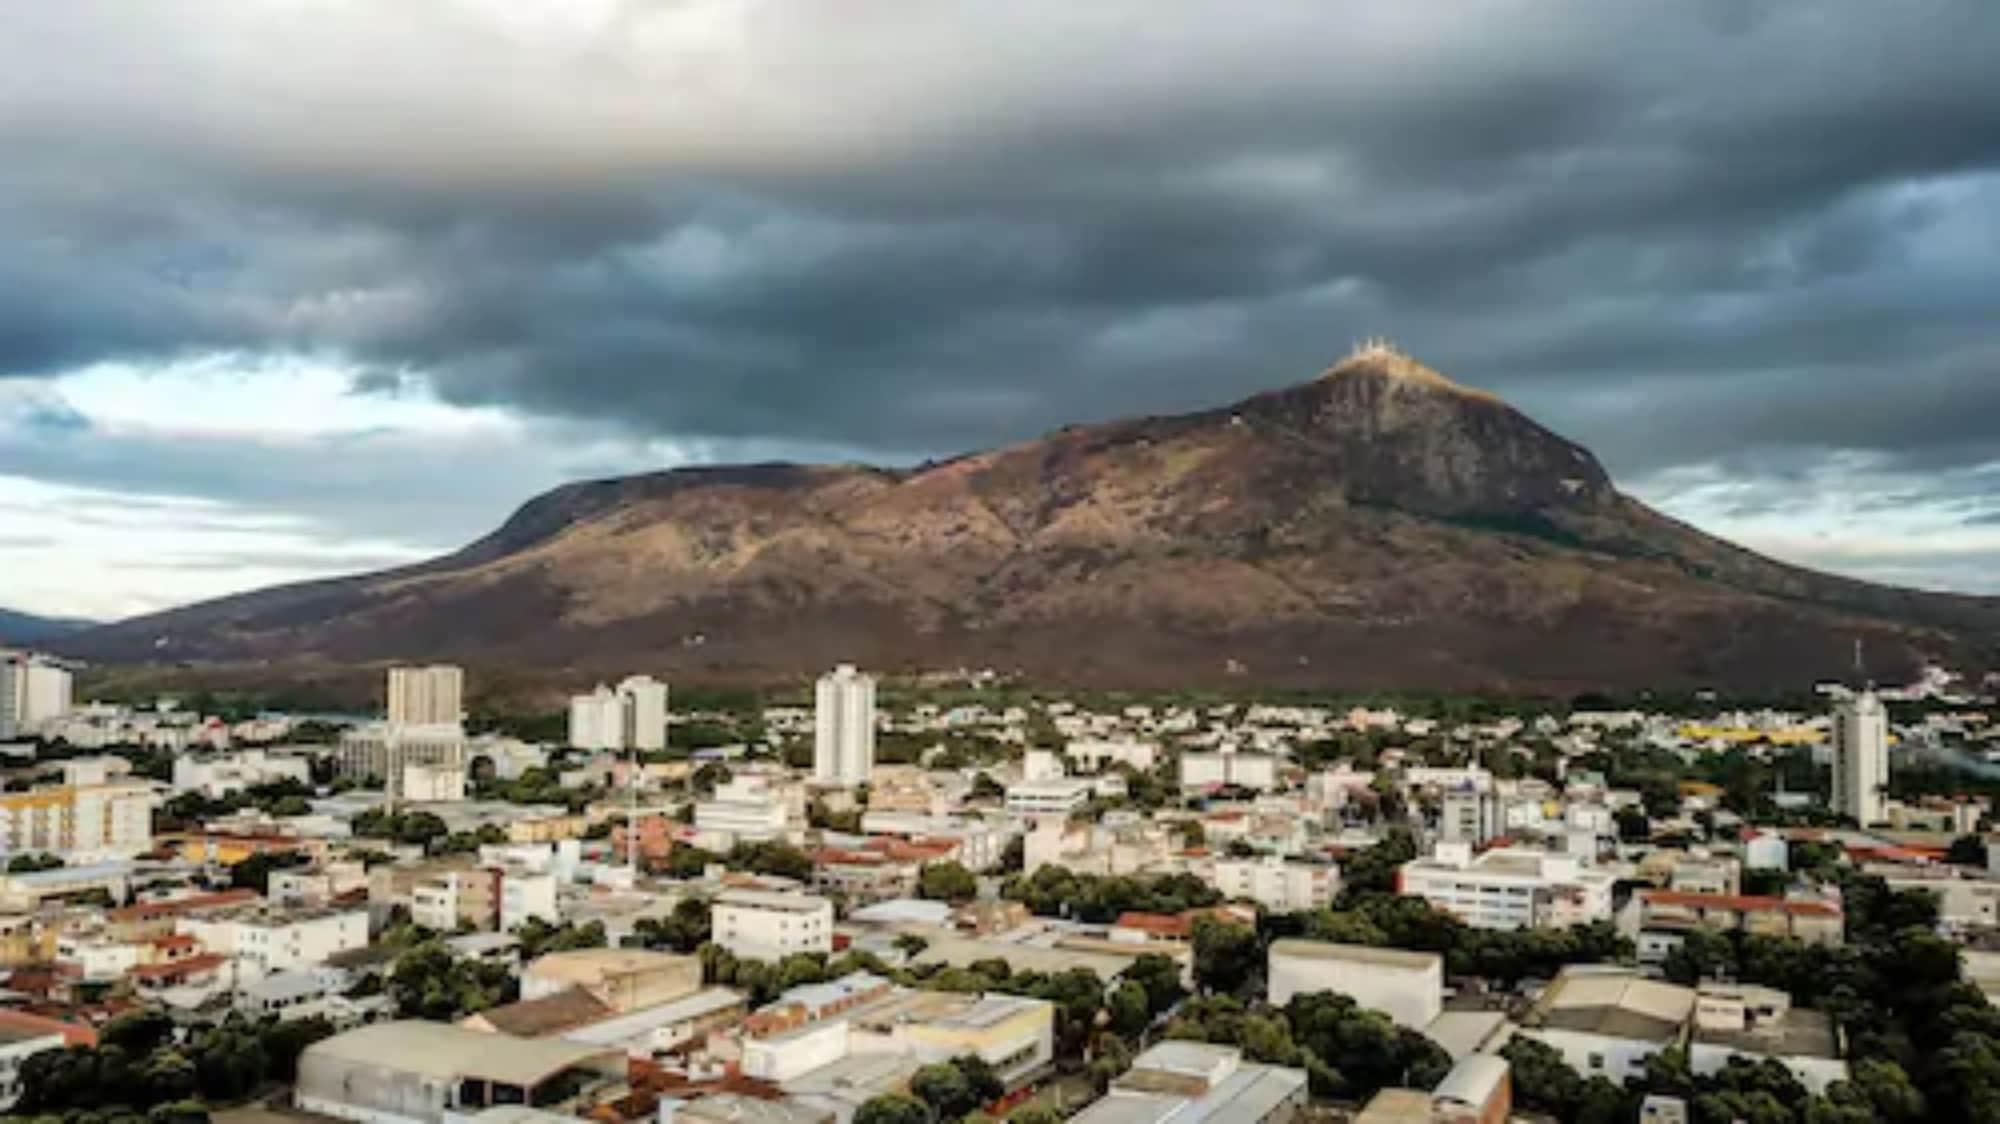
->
<box><xmin>1000</xmin><ymin>865</ymin><xmax>1223</xmax><ymax>923</ymax></box>
<box><xmin>13</xmin><ymin>1009</ymin><xmax>332</xmax><ymax>1117</ymax></box>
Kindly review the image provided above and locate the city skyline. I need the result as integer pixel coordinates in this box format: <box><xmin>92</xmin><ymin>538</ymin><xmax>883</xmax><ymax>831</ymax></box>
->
<box><xmin>3</xmin><ymin>3</ymin><xmax>1999</xmax><ymax>619</ymax></box>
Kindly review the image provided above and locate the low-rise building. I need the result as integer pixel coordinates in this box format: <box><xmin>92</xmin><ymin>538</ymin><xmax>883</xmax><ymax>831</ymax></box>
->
<box><xmin>1687</xmin><ymin>984</ymin><xmax>1846</xmax><ymax>1094</ymax></box>
<box><xmin>713</xmin><ymin>889</ymin><xmax>834</xmax><ymax>960</ymax></box>
<box><xmin>1397</xmin><ymin>843</ymin><xmax>1616</xmax><ymax>930</ymax></box>
<box><xmin>178</xmin><ymin>904</ymin><xmax>370</xmax><ymax>981</ymax></box>
<box><xmin>1067</xmin><ymin>1041</ymin><xmax>1307</xmax><ymax>1124</ymax></box>
<box><xmin>1004</xmin><ymin>778</ymin><xmax>1094</xmax><ymax>819</ymax></box>
<box><xmin>1199</xmin><ymin>857</ymin><xmax>1340</xmax><ymax>913</ymax></box>
<box><xmin>1628</xmin><ymin>890</ymin><xmax>1843</xmax><ymax>964</ymax></box>
<box><xmin>295</xmin><ymin>1020</ymin><xmax>624</xmax><ymax>1124</ymax></box>
<box><xmin>1515</xmin><ymin>966</ymin><xmax>1696</xmax><ymax>1085</ymax></box>
<box><xmin>521</xmin><ymin>948</ymin><xmax>703</xmax><ymax>1013</ymax></box>
<box><xmin>1181</xmin><ymin>749</ymin><xmax>1280</xmax><ymax>793</ymax></box>
<box><xmin>1266</xmin><ymin>940</ymin><xmax>1443</xmax><ymax>1031</ymax></box>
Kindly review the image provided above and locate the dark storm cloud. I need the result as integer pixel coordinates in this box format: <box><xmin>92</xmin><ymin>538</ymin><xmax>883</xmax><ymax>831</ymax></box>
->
<box><xmin>2</xmin><ymin>1</ymin><xmax>1998</xmax><ymax>472</ymax></box>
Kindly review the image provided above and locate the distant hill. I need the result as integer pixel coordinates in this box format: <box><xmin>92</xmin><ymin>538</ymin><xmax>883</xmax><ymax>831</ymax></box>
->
<box><xmin>0</xmin><ymin>608</ymin><xmax>98</xmax><ymax>647</ymax></box>
<box><xmin>58</xmin><ymin>346</ymin><xmax>2000</xmax><ymax>692</ymax></box>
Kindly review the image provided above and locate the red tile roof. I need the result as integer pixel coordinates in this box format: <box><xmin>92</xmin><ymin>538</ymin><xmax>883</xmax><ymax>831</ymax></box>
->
<box><xmin>0</xmin><ymin>1008</ymin><xmax>96</xmax><ymax>1047</ymax></box>
<box><xmin>109</xmin><ymin>890</ymin><xmax>257</xmax><ymax>923</ymax></box>
<box><xmin>1114</xmin><ymin>912</ymin><xmax>1192</xmax><ymax>938</ymax></box>
<box><xmin>1640</xmin><ymin>890</ymin><xmax>1841</xmax><ymax>918</ymax></box>
<box><xmin>128</xmin><ymin>953</ymin><xmax>228</xmax><ymax>982</ymax></box>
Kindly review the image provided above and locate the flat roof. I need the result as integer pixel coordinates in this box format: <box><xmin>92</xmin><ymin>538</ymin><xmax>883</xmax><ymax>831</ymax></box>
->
<box><xmin>560</xmin><ymin>987</ymin><xmax>746</xmax><ymax>1046</ymax></box>
<box><xmin>914</xmin><ymin>934</ymin><xmax>1137</xmax><ymax>982</ymax></box>
<box><xmin>1268</xmin><ymin>939</ymin><xmax>1441</xmax><ymax>972</ymax></box>
<box><xmin>1692</xmin><ymin>1008</ymin><xmax>1841</xmax><ymax>1060</ymax></box>
<box><xmin>302</xmin><ymin>1020</ymin><xmax>619</xmax><ymax>1086</ymax></box>
<box><xmin>716</xmin><ymin>889</ymin><xmax>831</xmax><ymax>912</ymax></box>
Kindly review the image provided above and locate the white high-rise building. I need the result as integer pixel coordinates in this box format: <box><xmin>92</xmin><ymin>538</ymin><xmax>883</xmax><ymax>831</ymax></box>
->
<box><xmin>1832</xmin><ymin>690</ymin><xmax>1889</xmax><ymax>826</ymax></box>
<box><xmin>0</xmin><ymin>652</ymin><xmax>72</xmax><ymax>739</ymax></box>
<box><xmin>618</xmin><ymin>675</ymin><xmax>669</xmax><ymax>751</ymax></box>
<box><xmin>386</xmin><ymin>665</ymin><xmax>463</xmax><ymax>727</ymax></box>
<box><xmin>569</xmin><ymin>686</ymin><xmax>624</xmax><ymax>750</ymax></box>
<box><xmin>567</xmin><ymin>676</ymin><xmax>669</xmax><ymax>750</ymax></box>
<box><xmin>813</xmin><ymin>664</ymin><xmax>876</xmax><ymax>787</ymax></box>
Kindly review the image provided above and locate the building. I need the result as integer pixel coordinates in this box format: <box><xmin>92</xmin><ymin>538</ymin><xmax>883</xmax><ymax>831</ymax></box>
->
<box><xmin>567</xmin><ymin>676</ymin><xmax>669</xmax><ymax>751</ymax></box>
<box><xmin>0</xmin><ymin>652</ymin><xmax>71</xmax><ymax>739</ymax></box>
<box><xmin>713</xmin><ymin>889</ymin><xmax>834</xmax><ymax>960</ymax></box>
<box><xmin>1432</xmin><ymin>1054</ymin><xmax>1511</xmax><ymax>1124</ymax></box>
<box><xmin>1831</xmin><ymin>690</ymin><xmax>1889</xmax><ymax>826</ymax></box>
<box><xmin>295</xmin><ymin>1020</ymin><xmax>623</xmax><ymax>1124</ymax></box>
<box><xmin>1181</xmin><ymin>748</ymin><xmax>1279</xmax><ymax>792</ymax></box>
<box><xmin>694</xmin><ymin>775</ymin><xmax>797</xmax><ymax>845</ymax></box>
<box><xmin>1067</xmin><ymin>1041</ymin><xmax>1307</xmax><ymax>1124</ymax></box>
<box><xmin>177</xmin><ymin>905</ymin><xmax>370</xmax><ymax>981</ymax></box>
<box><xmin>1629</xmin><ymin>890</ymin><xmax>1843</xmax><ymax>963</ymax></box>
<box><xmin>171</xmin><ymin>749</ymin><xmax>313</xmax><ymax>798</ymax></box>
<box><xmin>1200</xmin><ymin>857</ymin><xmax>1340</xmax><ymax>913</ymax></box>
<box><xmin>560</xmin><ymin>986</ymin><xmax>747</xmax><ymax>1055</ymax></box>
<box><xmin>520</xmin><ymin>948</ymin><xmax>702</xmax><ymax>1012</ymax></box>
<box><xmin>1687</xmin><ymin>984</ymin><xmax>1847</xmax><ymax>1094</ymax></box>
<box><xmin>336</xmin><ymin>723</ymin><xmax>466</xmax><ymax>797</ymax></box>
<box><xmin>1066</xmin><ymin>740</ymin><xmax>1158</xmax><ymax>772</ymax></box>
<box><xmin>409</xmin><ymin>866</ymin><xmax>502</xmax><ymax>931</ymax></box>
<box><xmin>1515</xmin><ymin>966</ymin><xmax>1696</xmax><ymax>1084</ymax></box>
<box><xmin>387</xmin><ymin>665</ymin><xmax>464</xmax><ymax>727</ymax></box>
<box><xmin>0</xmin><ymin>781</ymin><xmax>153</xmax><ymax>862</ymax></box>
<box><xmin>1397</xmin><ymin>843</ymin><xmax>1617</xmax><ymax>930</ymax></box>
<box><xmin>1440</xmin><ymin>786</ymin><xmax>1503</xmax><ymax>846</ymax></box>
<box><xmin>752</xmin><ymin>982</ymin><xmax>1057</xmax><ymax>1101</ymax></box>
<box><xmin>1266</xmin><ymin>940</ymin><xmax>1443</xmax><ymax>1030</ymax></box>
<box><xmin>402</xmin><ymin>762</ymin><xmax>467</xmax><ymax>802</ymax></box>
<box><xmin>1004</xmin><ymin>778</ymin><xmax>1094</xmax><ymax>819</ymax></box>
<box><xmin>813</xmin><ymin>665</ymin><xmax>876</xmax><ymax>787</ymax></box>
<box><xmin>501</xmin><ymin>868</ymin><xmax>561</xmax><ymax>930</ymax></box>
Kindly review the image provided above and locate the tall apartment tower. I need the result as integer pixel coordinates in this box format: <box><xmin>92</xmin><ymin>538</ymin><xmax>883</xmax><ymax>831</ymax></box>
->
<box><xmin>618</xmin><ymin>675</ymin><xmax>669</xmax><ymax>751</ymax></box>
<box><xmin>567</xmin><ymin>676</ymin><xmax>669</xmax><ymax>750</ymax></box>
<box><xmin>813</xmin><ymin>664</ymin><xmax>876</xmax><ymax>787</ymax></box>
<box><xmin>1831</xmin><ymin>689</ymin><xmax>1889</xmax><ymax>826</ymax></box>
<box><xmin>386</xmin><ymin>665</ymin><xmax>464</xmax><ymax>727</ymax></box>
<box><xmin>0</xmin><ymin>652</ymin><xmax>72</xmax><ymax>739</ymax></box>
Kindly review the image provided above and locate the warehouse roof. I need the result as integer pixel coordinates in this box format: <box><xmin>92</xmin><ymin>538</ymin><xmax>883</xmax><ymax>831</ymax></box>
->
<box><xmin>302</xmin><ymin>1020</ymin><xmax>619</xmax><ymax>1086</ymax></box>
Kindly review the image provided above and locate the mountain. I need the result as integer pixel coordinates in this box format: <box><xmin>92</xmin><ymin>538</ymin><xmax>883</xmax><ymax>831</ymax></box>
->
<box><xmin>58</xmin><ymin>348</ymin><xmax>2000</xmax><ymax>692</ymax></box>
<box><xmin>0</xmin><ymin>608</ymin><xmax>97</xmax><ymax>647</ymax></box>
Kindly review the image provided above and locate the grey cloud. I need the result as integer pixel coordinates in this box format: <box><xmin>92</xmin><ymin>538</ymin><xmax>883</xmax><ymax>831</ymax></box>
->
<box><xmin>2</xmin><ymin>2</ymin><xmax>2000</xmax><ymax>593</ymax></box>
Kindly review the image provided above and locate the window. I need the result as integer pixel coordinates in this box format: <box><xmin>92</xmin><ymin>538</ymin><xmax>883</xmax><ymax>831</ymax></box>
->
<box><xmin>1587</xmin><ymin>1052</ymin><xmax>1605</xmax><ymax>1071</ymax></box>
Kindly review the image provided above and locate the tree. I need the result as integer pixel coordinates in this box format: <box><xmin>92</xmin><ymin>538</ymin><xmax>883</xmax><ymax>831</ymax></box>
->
<box><xmin>1123</xmin><ymin>952</ymin><xmax>1186</xmax><ymax>1017</ymax></box>
<box><xmin>971</xmin><ymin>772</ymin><xmax>1006</xmax><ymax>800</ymax></box>
<box><xmin>1108</xmin><ymin>980</ymin><xmax>1152</xmax><ymax>1038</ymax></box>
<box><xmin>1946</xmin><ymin>834</ymin><xmax>1989</xmax><ymax>868</ymax></box>
<box><xmin>1191</xmin><ymin>915</ymin><xmax>1259</xmax><ymax>996</ymax></box>
<box><xmin>6</xmin><ymin>852</ymin><xmax>63</xmax><ymax>873</ymax></box>
<box><xmin>918</xmin><ymin>861</ymin><xmax>979</xmax><ymax>902</ymax></box>
<box><xmin>911</xmin><ymin>1061</ymin><xmax>977</xmax><ymax>1119</ymax></box>
<box><xmin>855</xmin><ymin>1092</ymin><xmax>930</xmax><ymax>1124</ymax></box>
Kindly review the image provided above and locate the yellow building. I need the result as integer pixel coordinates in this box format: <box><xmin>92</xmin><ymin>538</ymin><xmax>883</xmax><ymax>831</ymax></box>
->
<box><xmin>0</xmin><ymin>782</ymin><xmax>152</xmax><ymax>861</ymax></box>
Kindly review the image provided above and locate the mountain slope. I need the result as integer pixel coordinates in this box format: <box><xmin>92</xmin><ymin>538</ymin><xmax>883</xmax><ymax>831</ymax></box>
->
<box><xmin>0</xmin><ymin>608</ymin><xmax>98</xmax><ymax>646</ymax></box>
<box><xmin>59</xmin><ymin>348</ymin><xmax>2000</xmax><ymax>691</ymax></box>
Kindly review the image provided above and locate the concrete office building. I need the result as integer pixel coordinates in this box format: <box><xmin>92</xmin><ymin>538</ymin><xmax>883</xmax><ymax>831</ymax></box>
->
<box><xmin>813</xmin><ymin>665</ymin><xmax>876</xmax><ymax>787</ymax></box>
<box><xmin>1831</xmin><ymin>690</ymin><xmax>1889</xmax><ymax>826</ymax></box>
<box><xmin>387</xmin><ymin>665</ymin><xmax>464</xmax><ymax>727</ymax></box>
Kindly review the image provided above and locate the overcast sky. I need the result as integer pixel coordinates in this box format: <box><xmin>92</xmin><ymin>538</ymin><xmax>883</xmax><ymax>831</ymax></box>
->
<box><xmin>4</xmin><ymin>1</ymin><xmax>1999</xmax><ymax>621</ymax></box>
